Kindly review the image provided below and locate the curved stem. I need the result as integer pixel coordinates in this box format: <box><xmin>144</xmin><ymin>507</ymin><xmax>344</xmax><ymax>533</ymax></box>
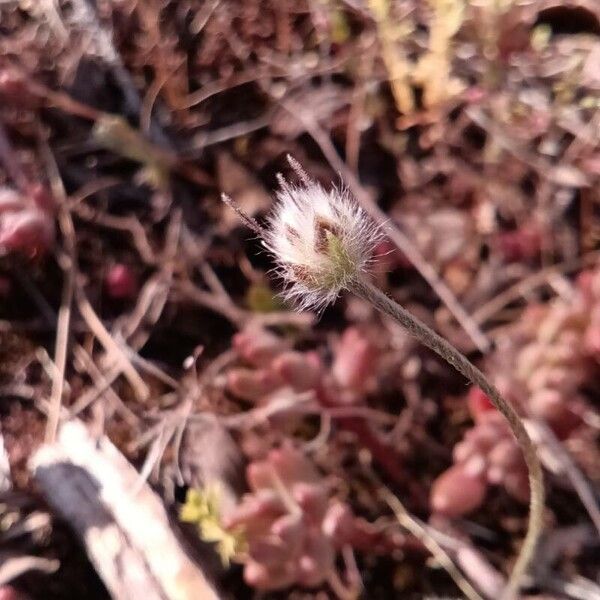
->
<box><xmin>349</xmin><ymin>278</ymin><xmax>544</xmax><ymax>600</ymax></box>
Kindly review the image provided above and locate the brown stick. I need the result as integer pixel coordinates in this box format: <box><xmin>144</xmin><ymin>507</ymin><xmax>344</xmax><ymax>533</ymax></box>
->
<box><xmin>31</xmin><ymin>420</ymin><xmax>221</xmax><ymax>600</ymax></box>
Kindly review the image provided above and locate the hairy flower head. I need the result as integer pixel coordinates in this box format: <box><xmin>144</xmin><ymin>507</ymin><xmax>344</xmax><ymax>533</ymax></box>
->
<box><xmin>262</xmin><ymin>157</ymin><xmax>382</xmax><ymax>310</ymax></box>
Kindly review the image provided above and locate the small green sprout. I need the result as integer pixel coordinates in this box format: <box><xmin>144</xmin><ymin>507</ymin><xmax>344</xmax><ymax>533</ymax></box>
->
<box><xmin>180</xmin><ymin>484</ymin><xmax>246</xmax><ymax>567</ymax></box>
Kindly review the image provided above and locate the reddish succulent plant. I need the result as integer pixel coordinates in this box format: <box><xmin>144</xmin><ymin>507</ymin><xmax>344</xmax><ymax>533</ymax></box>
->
<box><xmin>0</xmin><ymin>187</ymin><xmax>54</xmax><ymax>258</ymax></box>
<box><xmin>221</xmin><ymin>325</ymin><xmax>412</xmax><ymax>591</ymax></box>
<box><xmin>432</xmin><ymin>267</ymin><xmax>600</xmax><ymax>516</ymax></box>
<box><xmin>494</xmin><ymin>225</ymin><xmax>541</xmax><ymax>263</ymax></box>
<box><xmin>226</xmin><ymin>325</ymin><xmax>377</xmax><ymax>407</ymax></box>
<box><xmin>431</xmin><ymin>411</ymin><xmax>529</xmax><ymax>517</ymax></box>
<box><xmin>223</xmin><ymin>444</ymin><xmax>357</xmax><ymax>591</ymax></box>
<box><xmin>0</xmin><ymin>69</ymin><xmax>38</xmax><ymax>109</ymax></box>
<box><xmin>104</xmin><ymin>263</ymin><xmax>138</xmax><ymax>300</ymax></box>
<box><xmin>227</xmin><ymin>324</ymin><xmax>407</xmax><ymax>489</ymax></box>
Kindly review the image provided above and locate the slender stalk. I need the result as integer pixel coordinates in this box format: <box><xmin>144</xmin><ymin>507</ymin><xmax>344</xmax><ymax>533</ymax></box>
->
<box><xmin>350</xmin><ymin>278</ymin><xmax>544</xmax><ymax>600</ymax></box>
<box><xmin>378</xmin><ymin>482</ymin><xmax>484</xmax><ymax>600</ymax></box>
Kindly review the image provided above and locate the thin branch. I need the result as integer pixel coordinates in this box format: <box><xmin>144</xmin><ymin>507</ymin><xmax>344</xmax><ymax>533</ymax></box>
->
<box><xmin>176</xmin><ymin>280</ymin><xmax>248</xmax><ymax>325</ymax></box>
<box><xmin>73</xmin><ymin>346</ymin><xmax>140</xmax><ymax>427</ymax></box>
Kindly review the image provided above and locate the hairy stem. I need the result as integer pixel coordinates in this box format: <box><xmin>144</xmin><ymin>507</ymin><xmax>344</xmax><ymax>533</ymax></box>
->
<box><xmin>350</xmin><ymin>278</ymin><xmax>544</xmax><ymax>600</ymax></box>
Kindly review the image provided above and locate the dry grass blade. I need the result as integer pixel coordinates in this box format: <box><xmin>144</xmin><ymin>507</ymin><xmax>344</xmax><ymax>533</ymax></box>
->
<box><xmin>37</xmin><ymin>129</ymin><xmax>76</xmax><ymax>443</ymax></box>
<box><xmin>45</xmin><ymin>229</ymin><xmax>74</xmax><ymax>443</ymax></box>
<box><xmin>76</xmin><ymin>290</ymin><xmax>150</xmax><ymax>402</ymax></box>
<box><xmin>531</xmin><ymin>420</ymin><xmax>600</xmax><ymax>535</ymax></box>
<box><xmin>473</xmin><ymin>250</ymin><xmax>600</xmax><ymax>325</ymax></box>
<box><xmin>0</xmin><ymin>555</ymin><xmax>59</xmax><ymax>585</ymax></box>
<box><xmin>377</xmin><ymin>483</ymin><xmax>484</xmax><ymax>600</ymax></box>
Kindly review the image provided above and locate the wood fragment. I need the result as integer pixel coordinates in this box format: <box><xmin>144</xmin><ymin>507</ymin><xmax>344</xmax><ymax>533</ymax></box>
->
<box><xmin>31</xmin><ymin>420</ymin><xmax>221</xmax><ymax>600</ymax></box>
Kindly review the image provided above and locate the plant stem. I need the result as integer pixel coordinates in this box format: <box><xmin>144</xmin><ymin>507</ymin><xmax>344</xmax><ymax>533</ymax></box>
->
<box><xmin>350</xmin><ymin>278</ymin><xmax>544</xmax><ymax>600</ymax></box>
